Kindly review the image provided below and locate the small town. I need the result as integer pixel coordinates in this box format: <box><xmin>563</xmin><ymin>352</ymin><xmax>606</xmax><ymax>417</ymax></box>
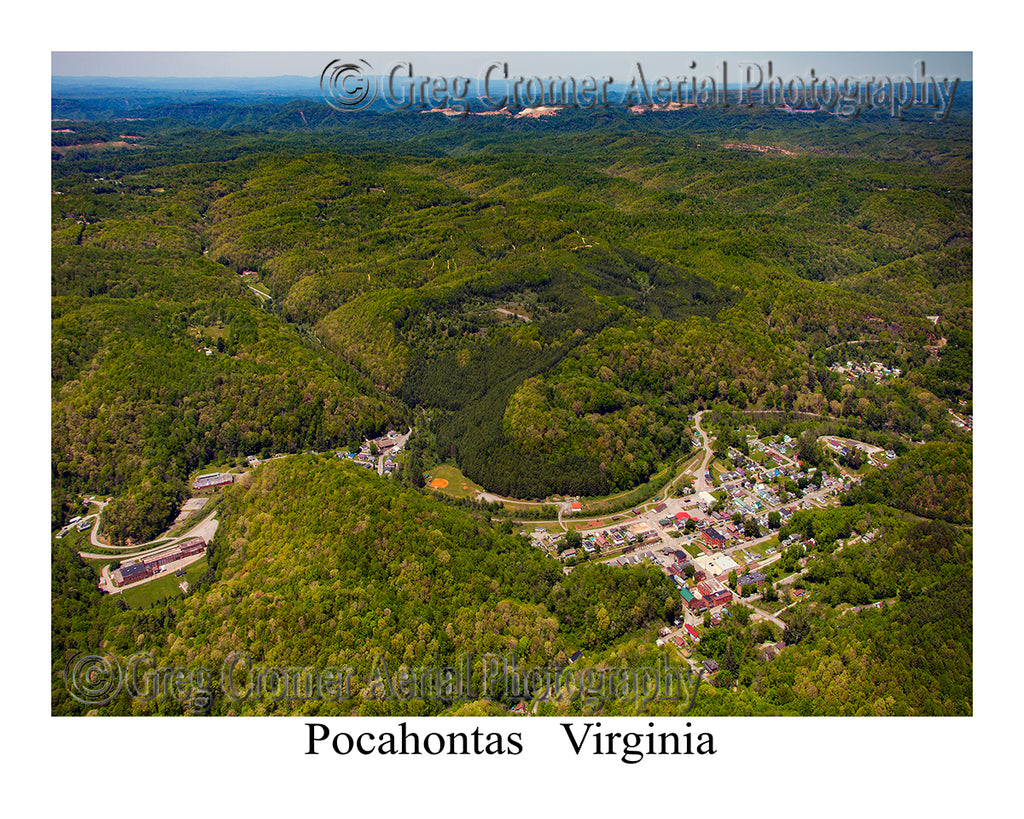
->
<box><xmin>826</xmin><ymin>359</ymin><xmax>901</xmax><ymax>383</ymax></box>
<box><xmin>515</xmin><ymin>411</ymin><xmax>893</xmax><ymax>680</ymax></box>
<box><xmin>59</xmin><ymin>406</ymin><xmax>900</xmax><ymax>684</ymax></box>
<box><xmin>334</xmin><ymin>428</ymin><xmax>413</xmax><ymax>476</ymax></box>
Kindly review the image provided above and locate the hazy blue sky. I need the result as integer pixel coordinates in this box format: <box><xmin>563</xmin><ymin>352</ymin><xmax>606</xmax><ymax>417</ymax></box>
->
<box><xmin>52</xmin><ymin>51</ymin><xmax>972</xmax><ymax>81</ymax></box>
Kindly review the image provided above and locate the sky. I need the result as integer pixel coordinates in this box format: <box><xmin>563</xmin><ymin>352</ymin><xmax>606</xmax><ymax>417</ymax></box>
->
<box><xmin>52</xmin><ymin>51</ymin><xmax>972</xmax><ymax>82</ymax></box>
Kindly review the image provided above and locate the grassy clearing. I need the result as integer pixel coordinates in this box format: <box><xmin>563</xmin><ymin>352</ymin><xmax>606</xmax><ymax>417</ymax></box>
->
<box><xmin>503</xmin><ymin>502</ymin><xmax>554</xmax><ymax>515</ymax></box>
<box><xmin>849</xmin><ymin>461</ymin><xmax>877</xmax><ymax>478</ymax></box>
<box><xmin>55</xmin><ymin>528</ymin><xmax>91</xmax><ymax>551</ymax></box>
<box><xmin>677</xmin><ymin>451</ymin><xmax>704</xmax><ymax>475</ymax></box>
<box><xmin>189</xmin><ymin>324</ymin><xmax>229</xmax><ymax>342</ymax></box>
<box><xmin>425</xmin><ymin>463</ymin><xmax>484</xmax><ymax>500</ymax></box>
<box><xmin>680</xmin><ymin>540</ymin><xmax>703</xmax><ymax>559</ymax></box>
<box><xmin>743</xmin><ymin>542</ymin><xmax>767</xmax><ymax>559</ymax></box>
<box><xmin>120</xmin><ymin>557</ymin><xmax>208</xmax><ymax>609</ymax></box>
<box><xmin>60</xmin><ymin>525</ymin><xmax>168</xmax><ymax>569</ymax></box>
<box><xmin>756</xmin><ymin>596</ymin><xmax>794</xmax><ymax>615</ymax></box>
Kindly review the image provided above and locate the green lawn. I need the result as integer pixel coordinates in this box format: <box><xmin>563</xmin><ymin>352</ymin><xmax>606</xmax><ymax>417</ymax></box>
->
<box><xmin>120</xmin><ymin>557</ymin><xmax>208</xmax><ymax>609</ymax></box>
<box><xmin>682</xmin><ymin>540</ymin><xmax>704</xmax><ymax>559</ymax></box>
<box><xmin>56</xmin><ymin>527</ymin><xmax>91</xmax><ymax>550</ymax></box>
<box><xmin>191</xmin><ymin>324</ymin><xmax>229</xmax><ymax>341</ymax></box>
<box><xmin>59</xmin><ymin>526</ymin><xmax>133</xmax><ymax>557</ymax></box>
<box><xmin>743</xmin><ymin>542</ymin><xmax>767</xmax><ymax>558</ymax></box>
<box><xmin>755</xmin><ymin>595</ymin><xmax>794</xmax><ymax>615</ymax></box>
<box><xmin>425</xmin><ymin>463</ymin><xmax>484</xmax><ymax>499</ymax></box>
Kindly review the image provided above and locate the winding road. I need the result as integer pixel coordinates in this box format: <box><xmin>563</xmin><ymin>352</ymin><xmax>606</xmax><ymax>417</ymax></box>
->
<box><xmin>472</xmin><ymin>410</ymin><xmax>716</xmax><ymax>530</ymax></box>
<box><xmin>78</xmin><ymin>510</ymin><xmax>220</xmax><ymax>561</ymax></box>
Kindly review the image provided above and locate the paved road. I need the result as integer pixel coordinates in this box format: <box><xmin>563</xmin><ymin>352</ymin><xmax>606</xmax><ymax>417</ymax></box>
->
<box><xmin>375</xmin><ymin>427</ymin><xmax>412</xmax><ymax>475</ymax></box>
<box><xmin>476</xmin><ymin>491</ymin><xmax>555</xmax><ymax>507</ymax></box>
<box><xmin>74</xmin><ymin>496</ymin><xmax>204</xmax><ymax>553</ymax></box>
<box><xmin>476</xmin><ymin>410</ymin><xmax>856</xmax><ymax>532</ymax></box>
<box><xmin>743</xmin><ymin>603</ymin><xmax>787</xmax><ymax>630</ymax></box>
<box><xmin>79</xmin><ymin>510</ymin><xmax>220</xmax><ymax>561</ymax></box>
<box><xmin>99</xmin><ymin>551</ymin><xmax>208</xmax><ymax>596</ymax></box>
<box><xmin>692</xmin><ymin>410</ymin><xmax>715</xmax><ymax>494</ymax></box>
<box><xmin>56</xmin><ymin>499</ymin><xmax>112</xmax><ymax>549</ymax></box>
<box><xmin>660</xmin><ymin>452</ymin><xmax>702</xmax><ymax>500</ymax></box>
<box><xmin>60</xmin><ymin>501</ymin><xmax>140</xmax><ymax>551</ymax></box>
<box><xmin>476</xmin><ymin>411</ymin><xmax>712</xmax><ymax>519</ymax></box>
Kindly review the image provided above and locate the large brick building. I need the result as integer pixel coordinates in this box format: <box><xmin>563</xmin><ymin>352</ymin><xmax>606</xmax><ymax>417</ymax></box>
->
<box><xmin>700</xmin><ymin>527</ymin><xmax>727</xmax><ymax>551</ymax></box>
<box><xmin>697</xmin><ymin>577</ymin><xmax>733</xmax><ymax>608</ymax></box>
<box><xmin>737</xmin><ymin>570</ymin><xmax>767</xmax><ymax>592</ymax></box>
<box><xmin>680</xmin><ymin>587</ymin><xmax>708</xmax><ymax>614</ymax></box>
<box><xmin>111</xmin><ymin>538</ymin><xmax>206</xmax><ymax>588</ymax></box>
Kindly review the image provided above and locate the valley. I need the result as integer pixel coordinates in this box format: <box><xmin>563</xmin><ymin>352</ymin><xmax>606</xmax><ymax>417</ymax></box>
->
<box><xmin>51</xmin><ymin>84</ymin><xmax>972</xmax><ymax>717</ymax></box>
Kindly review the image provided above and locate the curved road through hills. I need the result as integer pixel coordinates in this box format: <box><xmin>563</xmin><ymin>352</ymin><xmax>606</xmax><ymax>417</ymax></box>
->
<box><xmin>66</xmin><ymin>497</ymin><xmax>187</xmax><ymax>553</ymax></box>
<box><xmin>466</xmin><ymin>411</ymin><xmax>717</xmax><ymax>531</ymax></box>
<box><xmin>78</xmin><ymin>510</ymin><xmax>221</xmax><ymax>562</ymax></box>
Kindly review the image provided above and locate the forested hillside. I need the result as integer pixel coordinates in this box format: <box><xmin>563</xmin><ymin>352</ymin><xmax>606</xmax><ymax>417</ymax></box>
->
<box><xmin>686</xmin><ymin>511</ymin><xmax>972</xmax><ymax>716</ymax></box>
<box><xmin>51</xmin><ymin>94</ymin><xmax>971</xmax><ymax>717</ymax></box>
<box><xmin>51</xmin><ymin>244</ymin><xmax>405</xmax><ymax>540</ymax></box>
<box><xmin>53</xmin><ymin>456</ymin><xmax>679</xmax><ymax>715</ymax></box>
<box><xmin>53</xmin><ymin>103</ymin><xmax>971</xmax><ymax>509</ymax></box>
<box><xmin>53</xmin><ymin>459</ymin><xmax>970</xmax><ymax>716</ymax></box>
